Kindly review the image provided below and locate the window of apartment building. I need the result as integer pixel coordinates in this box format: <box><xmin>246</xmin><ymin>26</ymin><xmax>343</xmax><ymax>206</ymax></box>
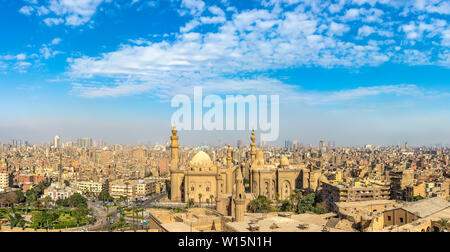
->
<box><xmin>387</xmin><ymin>216</ymin><xmax>392</xmax><ymax>221</ymax></box>
<box><xmin>400</xmin><ymin>217</ymin><xmax>404</xmax><ymax>223</ymax></box>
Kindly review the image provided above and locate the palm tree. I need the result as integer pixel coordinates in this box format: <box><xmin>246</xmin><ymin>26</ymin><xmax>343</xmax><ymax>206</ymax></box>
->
<box><xmin>131</xmin><ymin>206</ymin><xmax>137</xmax><ymax>231</ymax></box>
<box><xmin>289</xmin><ymin>190</ymin><xmax>302</xmax><ymax>212</ymax></box>
<box><xmin>106</xmin><ymin>213</ymin><xmax>112</xmax><ymax>231</ymax></box>
<box><xmin>198</xmin><ymin>193</ymin><xmax>202</xmax><ymax>207</ymax></box>
<box><xmin>44</xmin><ymin>196</ymin><xmax>52</xmax><ymax>209</ymax></box>
<box><xmin>125</xmin><ymin>182</ymin><xmax>130</xmax><ymax>202</ymax></box>
<box><xmin>438</xmin><ymin>218</ymin><xmax>449</xmax><ymax>232</ymax></box>
<box><xmin>209</xmin><ymin>195</ymin><xmax>214</xmax><ymax>207</ymax></box>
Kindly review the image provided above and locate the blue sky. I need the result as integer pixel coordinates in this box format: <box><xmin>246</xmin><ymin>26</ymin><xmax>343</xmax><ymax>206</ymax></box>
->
<box><xmin>0</xmin><ymin>0</ymin><xmax>449</xmax><ymax>146</ymax></box>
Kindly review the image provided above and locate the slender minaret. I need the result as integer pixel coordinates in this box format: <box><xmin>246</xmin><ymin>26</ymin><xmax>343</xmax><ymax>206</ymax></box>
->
<box><xmin>226</xmin><ymin>144</ymin><xmax>233</xmax><ymax>194</ymax></box>
<box><xmin>233</xmin><ymin>166</ymin><xmax>246</xmax><ymax>222</ymax></box>
<box><xmin>170</xmin><ymin>125</ymin><xmax>181</xmax><ymax>201</ymax></box>
<box><xmin>170</xmin><ymin>125</ymin><xmax>179</xmax><ymax>171</ymax></box>
<box><xmin>249</xmin><ymin>130</ymin><xmax>256</xmax><ymax>191</ymax></box>
<box><xmin>215</xmin><ymin>162</ymin><xmax>221</xmax><ymax>204</ymax></box>
<box><xmin>250</xmin><ymin>130</ymin><xmax>256</xmax><ymax>163</ymax></box>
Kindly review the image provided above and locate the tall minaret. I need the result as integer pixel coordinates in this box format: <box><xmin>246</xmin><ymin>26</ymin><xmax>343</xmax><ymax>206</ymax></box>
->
<box><xmin>170</xmin><ymin>125</ymin><xmax>179</xmax><ymax>172</ymax></box>
<box><xmin>249</xmin><ymin>130</ymin><xmax>256</xmax><ymax>192</ymax></box>
<box><xmin>233</xmin><ymin>166</ymin><xmax>246</xmax><ymax>222</ymax></box>
<box><xmin>215</xmin><ymin>161</ymin><xmax>222</xmax><ymax>203</ymax></box>
<box><xmin>226</xmin><ymin>144</ymin><xmax>233</xmax><ymax>194</ymax></box>
<box><xmin>170</xmin><ymin>125</ymin><xmax>181</xmax><ymax>201</ymax></box>
<box><xmin>250</xmin><ymin>130</ymin><xmax>256</xmax><ymax>163</ymax></box>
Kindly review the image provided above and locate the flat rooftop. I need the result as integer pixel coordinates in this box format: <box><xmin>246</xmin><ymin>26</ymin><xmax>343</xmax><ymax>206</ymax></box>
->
<box><xmin>225</xmin><ymin>212</ymin><xmax>353</xmax><ymax>232</ymax></box>
<box><xmin>335</xmin><ymin>200</ymin><xmax>398</xmax><ymax>208</ymax></box>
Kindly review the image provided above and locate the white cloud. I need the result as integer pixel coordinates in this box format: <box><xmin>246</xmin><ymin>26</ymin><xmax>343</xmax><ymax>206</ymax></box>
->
<box><xmin>341</xmin><ymin>8</ymin><xmax>360</xmax><ymax>21</ymax></box>
<box><xmin>56</xmin><ymin>0</ymin><xmax>449</xmax><ymax>97</ymax></box>
<box><xmin>51</xmin><ymin>38</ymin><xmax>62</xmax><ymax>45</ymax></box>
<box><xmin>358</xmin><ymin>25</ymin><xmax>375</xmax><ymax>37</ymax></box>
<box><xmin>296</xmin><ymin>84</ymin><xmax>424</xmax><ymax>105</ymax></box>
<box><xmin>19</xmin><ymin>6</ymin><xmax>34</xmax><ymax>15</ymax></box>
<box><xmin>44</xmin><ymin>17</ymin><xmax>64</xmax><ymax>26</ymax></box>
<box><xmin>180</xmin><ymin>19</ymin><xmax>201</xmax><ymax>32</ymax></box>
<box><xmin>181</xmin><ymin>0</ymin><xmax>205</xmax><ymax>16</ymax></box>
<box><xmin>16</xmin><ymin>53</ymin><xmax>27</xmax><ymax>61</ymax></box>
<box><xmin>442</xmin><ymin>29</ymin><xmax>450</xmax><ymax>46</ymax></box>
<box><xmin>328</xmin><ymin>22</ymin><xmax>350</xmax><ymax>36</ymax></box>
<box><xmin>19</xmin><ymin>0</ymin><xmax>109</xmax><ymax>26</ymax></box>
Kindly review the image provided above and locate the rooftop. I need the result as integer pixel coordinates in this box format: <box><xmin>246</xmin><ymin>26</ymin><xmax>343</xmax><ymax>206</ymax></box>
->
<box><xmin>400</xmin><ymin>197</ymin><xmax>450</xmax><ymax>218</ymax></box>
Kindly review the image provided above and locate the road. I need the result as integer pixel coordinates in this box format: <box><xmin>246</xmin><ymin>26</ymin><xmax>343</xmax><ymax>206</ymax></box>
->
<box><xmin>136</xmin><ymin>192</ymin><xmax>167</xmax><ymax>208</ymax></box>
<box><xmin>69</xmin><ymin>200</ymin><xmax>117</xmax><ymax>232</ymax></box>
<box><xmin>69</xmin><ymin>193</ymin><xmax>166</xmax><ymax>232</ymax></box>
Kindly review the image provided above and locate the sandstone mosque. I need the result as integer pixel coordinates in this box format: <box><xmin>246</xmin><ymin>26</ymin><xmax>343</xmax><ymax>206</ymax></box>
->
<box><xmin>168</xmin><ymin>126</ymin><xmax>327</xmax><ymax>222</ymax></box>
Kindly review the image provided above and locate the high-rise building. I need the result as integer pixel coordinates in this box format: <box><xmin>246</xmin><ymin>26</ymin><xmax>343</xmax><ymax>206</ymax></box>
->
<box><xmin>54</xmin><ymin>135</ymin><xmax>61</xmax><ymax>149</ymax></box>
<box><xmin>285</xmin><ymin>140</ymin><xmax>293</xmax><ymax>148</ymax></box>
<box><xmin>319</xmin><ymin>140</ymin><xmax>325</xmax><ymax>149</ymax></box>
<box><xmin>77</xmin><ymin>138</ymin><xmax>93</xmax><ymax>148</ymax></box>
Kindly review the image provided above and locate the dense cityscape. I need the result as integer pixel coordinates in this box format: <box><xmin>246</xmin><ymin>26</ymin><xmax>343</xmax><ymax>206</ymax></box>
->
<box><xmin>1</xmin><ymin>0</ymin><xmax>450</xmax><ymax>238</ymax></box>
<box><xmin>0</xmin><ymin>128</ymin><xmax>448</xmax><ymax>232</ymax></box>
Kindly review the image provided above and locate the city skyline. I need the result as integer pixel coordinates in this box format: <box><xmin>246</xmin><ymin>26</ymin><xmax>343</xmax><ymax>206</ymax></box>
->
<box><xmin>3</xmin><ymin>133</ymin><xmax>449</xmax><ymax>148</ymax></box>
<box><xmin>1</xmin><ymin>0</ymin><xmax>450</xmax><ymax>146</ymax></box>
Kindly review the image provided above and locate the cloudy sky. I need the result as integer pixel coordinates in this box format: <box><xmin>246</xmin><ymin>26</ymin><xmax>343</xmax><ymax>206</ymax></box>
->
<box><xmin>0</xmin><ymin>0</ymin><xmax>449</xmax><ymax>146</ymax></box>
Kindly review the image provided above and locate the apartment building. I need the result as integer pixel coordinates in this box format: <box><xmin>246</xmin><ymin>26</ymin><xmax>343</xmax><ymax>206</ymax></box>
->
<box><xmin>76</xmin><ymin>181</ymin><xmax>106</xmax><ymax>195</ymax></box>
<box><xmin>322</xmin><ymin>181</ymin><xmax>391</xmax><ymax>210</ymax></box>
<box><xmin>109</xmin><ymin>181</ymin><xmax>137</xmax><ymax>200</ymax></box>
<box><xmin>0</xmin><ymin>172</ymin><xmax>9</xmax><ymax>192</ymax></box>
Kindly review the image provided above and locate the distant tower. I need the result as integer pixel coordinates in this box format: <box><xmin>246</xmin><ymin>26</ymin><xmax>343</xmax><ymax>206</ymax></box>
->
<box><xmin>226</xmin><ymin>144</ymin><xmax>233</xmax><ymax>194</ymax></box>
<box><xmin>170</xmin><ymin>125</ymin><xmax>179</xmax><ymax>171</ymax></box>
<box><xmin>170</xmin><ymin>125</ymin><xmax>182</xmax><ymax>201</ymax></box>
<box><xmin>319</xmin><ymin>140</ymin><xmax>325</xmax><ymax>149</ymax></box>
<box><xmin>58</xmin><ymin>152</ymin><xmax>63</xmax><ymax>186</ymax></box>
<box><xmin>405</xmin><ymin>141</ymin><xmax>409</xmax><ymax>150</ymax></box>
<box><xmin>250</xmin><ymin>130</ymin><xmax>256</xmax><ymax>163</ymax></box>
<box><xmin>54</xmin><ymin>136</ymin><xmax>61</xmax><ymax>149</ymax></box>
<box><xmin>233</xmin><ymin>166</ymin><xmax>246</xmax><ymax>222</ymax></box>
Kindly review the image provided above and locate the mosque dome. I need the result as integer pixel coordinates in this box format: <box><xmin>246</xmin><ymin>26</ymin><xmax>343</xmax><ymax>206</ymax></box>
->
<box><xmin>280</xmin><ymin>155</ymin><xmax>289</xmax><ymax>167</ymax></box>
<box><xmin>190</xmin><ymin>151</ymin><xmax>212</xmax><ymax>166</ymax></box>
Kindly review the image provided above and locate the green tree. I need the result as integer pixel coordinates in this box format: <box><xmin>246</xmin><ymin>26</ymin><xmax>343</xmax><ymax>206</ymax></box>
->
<box><xmin>280</xmin><ymin>200</ymin><xmax>293</xmax><ymax>212</ymax></box>
<box><xmin>31</xmin><ymin>210</ymin><xmax>59</xmax><ymax>229</ymax></box>
<box><xmin>410</xmin><ymin>195</ymin><xmax>424</xmax><ymax>201</ymax></box>
<box><xmin>64</xmin><ymin>180</ymin><xmax>70</xmax><ymax>187</ymax></box>
<box><xmin>247</xmin><ymin>196</ymin><xmax>271</xmax><ymax>213</ymax></box>
<box><xmin>289</xmin><ymin>189</ymin><xmax>302</xmax><ymax>212</ymax></box>
<box><xmin>68</xmin><ymin>193</ymin><xmax>88</xmax><ymax>209</ymax></box>
<box><xmin>98</xmin><ymin>190</ymin><xmax>113</xmax><ymax>202</ymax></box>
<box><xmin>438</xmin><ymin>218</ymin><xmax>449</xmax><ymax>232</ymax></box>
<box><xmin>186</xmin><ymin>198</ymin><xmax>195</xmax><ymax>208</ymax></box>
<box><xmin>14</xmin><ymin>190</ymin><xmax>25</xmax><ymax>203</ymax></box>
<box><xmin>198</xmin><ymin>193</ymin><xmax>203</xmax><ymax>207</ymax></box>
<box><xmin>7</xmin><ymin>206</ymin><xmax>27</xmax><ymax>229</ymax></box>
<box><xmin>297</xmin><ymin>193</ymin><xmax>315</xmax><ymax>214</ymax></box>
